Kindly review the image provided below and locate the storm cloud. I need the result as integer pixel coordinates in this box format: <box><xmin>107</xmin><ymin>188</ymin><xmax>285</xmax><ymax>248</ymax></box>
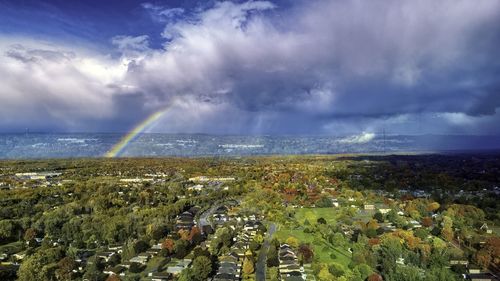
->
<box><xmin>1</xmin><ymin>0</ymin><xmax>499</xmax><ymax>134</ymax></box>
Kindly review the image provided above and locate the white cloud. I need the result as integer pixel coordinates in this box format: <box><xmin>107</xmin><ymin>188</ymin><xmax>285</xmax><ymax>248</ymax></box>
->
<box><xmin>1</xmin><ymin>0</ymin><xmax>500</xmax><ymax>134</ymax></box>
<box><xmin>0</xmin><ymin>39</ymin><xmax>129</xmax><ymax>130</ymax></box>
<box><xmin>338</xmin><ymin>132</ymin><xmax>376</xmax><ymax>144</ymax></box>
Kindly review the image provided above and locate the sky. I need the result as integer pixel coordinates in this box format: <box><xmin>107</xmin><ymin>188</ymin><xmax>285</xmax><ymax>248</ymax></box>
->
<box><xmin>0</xmin><ymin>0</ymin><xmax>499</xmax><ymax>135</ymax></box>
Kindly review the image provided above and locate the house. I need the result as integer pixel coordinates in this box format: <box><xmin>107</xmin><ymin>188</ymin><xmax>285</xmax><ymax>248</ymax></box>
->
<box><xmin>166</xmin><ymin>265</ymin><xmax>184</xmax><ymax>275</ymax></box>
<box><xmin>376</xmin><ymin>203</ymin><xmax>392</xmax><ymax>214</ymax></box>
<box><xmin>166</xmin><ymin>259</ymin><xmax>192</xmax><ymax>276</ymax></box>
<box><xmin>187</xmin><ymin>184</ymin><xmax>204</xmax><ymax>192</ymax></box>
<box><xmin>409</xmin><ymin>220</ymin><xmax>422</xmax><ymax>229</ymax></box>
<box><xmin>465</xmin><ymin>273</ymin><xmax>498</xmax><ymax>281</ymax></box>
<box><xmin>213</xmin><ymin>272</ymin><xmax>240</xmax><ymax>281</ymax></box>
<box><xmin>450</xmin><ymin>259</ymin><xmax>468</xmax><ymax>266</ymax></box>
<box><xmin>103</xmin><ymin>265</ymin><xmax>125</xmax><ymax>276</ymax></box>
<box><xmin>480</xmin><ymin>223</ymin><xmax>493</xmax><ymax>234</ymax></box>
<box><xmin>218</xmin><ymin>263</ymin><xmax>240</xmax><ymax>277</ymax></box>
<box><xmin>108</xmin><ymin>245</ymin><xmax>123</xmax><ymax>253</ymax></box>
<box><xmin>12</xmin><ymin>253</ymin><xmax>25</xmax><ymax>261</ymax></box>
<box><xmin>129</xmin><ymin>253</ymin><xmax>150</xmax><ymax>265</ymax></box>
<box><xmin>15</xmin><ymin>172</ymin><xmax>61</xmax><ymax>180</ymax></box>
<box><xmin>175</xmin><ymin>211</ymin><xmax>195</xmax><ymax>230</ymax></box>
<box><xmin>96</xmin><ymin>251</ymin><xmax>116</xmax><ymax>263</ymax></box>
<box><xmin>282</xmin><ymin>275</ymin><xmax>305</xmax><ymax>281</ymax></box>
<box><xmin>364</xmin><ymin>204</ymin><xmax>375</xmax><ymax>210</ymax></box>
<box><xmin>380</xmin><ymin>222</ymin><xmax>396</xmax><ymax>233</ymax></box>
<box><xmin>330</xmin><ymin>198</ymin><xmax>339</xmax><ymax>207</ymax></box>
<box><xmin>150</xmin><ymin>272</ymin><xmax>172</xmax><ymax>281</ymax></box>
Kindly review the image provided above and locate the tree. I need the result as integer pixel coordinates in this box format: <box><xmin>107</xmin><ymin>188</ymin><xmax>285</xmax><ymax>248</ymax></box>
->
<box><xmin>106</xmin><ymin>275</ymin><xmax>121</xmax><ymax>281</ymax></box>
<box><xmin>379</xmin><ymin>236</ymin><xmax>403</xmax><ymax>274</ymax></box>
<box><xmin>285</xmin><ymin>236</ymin><xmax>299</xmax><ymax>248</ymax></box>
<box><xmin>0</xmin><ymin>220</ymin><xmax>15</xmax><ymax>242</ymax></box>
<box><xmin>441</xmin><ymin>216</ymin><xmax>453</xmax><ymax>242</ymax></box>
<box><xmin>24</xmin><ymin>228</ymin><xmax>37</xmax><ymax>242</ymax></box>
<box><xmin>18</xmin><ymin>248</ymin><xmax>64</xmax><ymax>281</ymax></box>
<box><xmin>385</xmin><ymin>265</ymin><xmax>424</xmax><ymax>281</ymax></box>
<box><xmin>178</xmin><ymin>268</ymin><xmax>193</xmax><ymax>281</ymax></box>
<box><xmin>129</xmin><ymin>262</ymin><xmax>144</xmax><ymax>273</ymax></box>
<box><xmin>161</xmin><ymin>238</ymin><xmax>175</xmax><ymax>253</ymax></box>
<box><xmin>354</xmin><ymin>264</ymin><xmax>372</xmax><ymax>280</ymax></box>
<box><xmin>55</xmin><ymin>257</ymin><xmax>76</xmax><ymax>280</ymax></box>
<box><xmin>178</xmin><ymin>229</ymin><xmax>190</xmax><ymax>241</ymax></box>
<box><xmin>191</xmin><ymin>256</ymin><xmax>212</xmax><ymax>281</ymax></box>
<box><xmin>373</xmin><ymin>212</ymin><xmax>384</xmax><ymax>223</ymax></box>
<box><xmin>316</xmin><ymin>196</ymin><xmax>333</xmax><ymax>208</ymax></box>
<box><xmin>330</xmin><ymin>232</ymin><xmax>346</xmax><ymax>247</ymax></box>
<box><xmin>132</xmin><ymin>240</ymin><xmax>149</xmax><ymax>255</ymax></box>
<box><xmin>174</xmin><ymin>239</ymin><xmax>189</xmax><ymax>258</ymax></box>
<box><xmin>367</xmin><ymin>273</ymin><xmax>383</xmax><ymax>281</ymax></box>
<box><xmin>475</xmin><ymin>249</ymin><xmax>492</xmax><ymax>269</ymax></box>
<box><xmin>425</xmin><ymin>267</ymin><xmax>457</xmax><ymax>281</ymax></box>
<box><xmin>267</xmin><ymin>245</ymin><xmax>279</xmax><ymax>267</ymax></box>
<box><xmin>366</xmin><ymin>219</ymin><xmax>379</xmax><ymax>231</ymax></box>
<box><xmin>189</xmin><ymin>227</ymin><xmax>202</xmax><ymax>244</ymax></box>
<box><xmin>268</xmin><ymin>266</ymin><xmax>279</xmax><ymax>281</ymax></box>
<box><xmin>318</xmin><ymin>264</ymin><xmax>335</xmax><ymax>281</ymax></box>
<box><xmin>328</xmin><ymin>262</ymin><xmax>345</xmax><ymax>277</ymax></box>
<box><xmin>426</xmin><ymin>202</ymin><xmax>440</xmax><ymax>213</ymax></box>
<box><xmin>421</xmin><ymin>217</ymin><xmax>433</xmax><ymax>228</ymax></box>
<box><xmin>414</xmin><ymin>228</ymin><xmax>429</xmax><ymax>241</ymax></box>
<box><xmin>298</xmin><ymin>244</ymin><xmax>314</xmax><ymax>263</ymax></box>
<box><xmin>249</xmin><ymin>240</ymin><xmax>261</xmax><ymax>252</ymax></box>
<box><xmin>242</xmin><ymin>258</ymin><xmax>255</xmax><ymax>275</ymax></box>
<box><xmin>83</xmin><ymin>256</ymin><xmax>105</xmax><ymax>281</ymax></box>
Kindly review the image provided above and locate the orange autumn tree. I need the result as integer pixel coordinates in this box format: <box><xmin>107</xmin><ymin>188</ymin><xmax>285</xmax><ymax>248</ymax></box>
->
<box><xmin>421</xmin><ymin>217</ymin><xmax>433</xmax><ymax>227</ymax></box>
<box><xmin>178</xmin><ymin>229</ymin><xmax>190</xmax><ymax>241</ymax></box>
<box><xmin>189</xmin><ymin>227</ymin><xmax>202</xmax><ymax>243</ymax></box>
<box><xmin>162</xmin><ymin>238</ymin><xmax>175</xmax><ymax>253</ymax></box>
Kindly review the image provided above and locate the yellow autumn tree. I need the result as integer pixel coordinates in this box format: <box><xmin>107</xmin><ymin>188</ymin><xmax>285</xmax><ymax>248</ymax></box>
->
<box><xmin>243</xmin><ymin>258</ymin><xmax>255</xmax><ymax>275</ymax></box>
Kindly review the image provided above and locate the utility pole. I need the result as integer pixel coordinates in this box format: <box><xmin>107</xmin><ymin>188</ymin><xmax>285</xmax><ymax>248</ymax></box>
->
<box><xmin>383</xmin><ymin>128</ymin><xmax>386</xmax><ymax>154</ymax></box>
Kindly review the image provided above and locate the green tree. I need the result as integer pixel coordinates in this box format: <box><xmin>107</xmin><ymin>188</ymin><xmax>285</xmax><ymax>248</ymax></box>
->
<box><xmin>374</xmin><ymin>212</ymin><xmax>384</xmax><ymax>223</ymax></box>
<box><xmin>174</xmin><ymin>239</ymin><xmax>189</xmax><ymax>258</ymax></box>
<box><xmin>191</xmin><ymin>256</ymin><xmax>212</xmax><ymax>281</ymax></box>
<box><xmin>385</xmin><ymin>265</ymin><xmax>425</xmax><ymax>281</ymax></box>
<box><xmin>0</xmin><ymin>219</ymin><xmax>15</xmax><ymax>242</ymax></box>
<box><xmin>18</xmin><ymin>248</ymin><xmax>64</xmax><ymax>281</ymax></box>
<box><xmin>83</xmin><ymin>256</ymin><xmax>105</xmax><ymax>281</ymax></box>
<box><xmin>268</xmin><ymin>266</ymin><xmax>279</xmax><ymax>281</ymax></box>
<box><xmin>425</xmin><ymin>267</ymin><xmax>457</xmax><ymax>281</ymax></box>
<box><xmin>267</xmin><ymin>245</ymin><xmax>279</xmax><ymax>267</ymax></box>
<box><xmin>178</xmin><ymin>268</ymin><xmax>193</xmax><ymax>281</ymax></box>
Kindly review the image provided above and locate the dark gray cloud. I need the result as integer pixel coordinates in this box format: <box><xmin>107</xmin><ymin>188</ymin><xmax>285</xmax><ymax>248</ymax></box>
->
<box><xmin>1</xmin><ymin>0</ymin><xmax>500</xmax><ymax>135</ymax></box>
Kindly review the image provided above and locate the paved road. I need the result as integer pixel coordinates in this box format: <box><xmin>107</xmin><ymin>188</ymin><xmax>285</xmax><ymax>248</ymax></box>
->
<box><xmin>255</xmin><ymin>223</ymin><xmax>277</xmax><ymax>281</ymax></box>
<box><xmin>197</xmin><ymin>199</ymin><xmax>240</xmax><ymax>230</ymax></box>
<box><xmin>198</xmin><ymin>203</ymin><xmax>220</xmax><ymax>228</ymax></box>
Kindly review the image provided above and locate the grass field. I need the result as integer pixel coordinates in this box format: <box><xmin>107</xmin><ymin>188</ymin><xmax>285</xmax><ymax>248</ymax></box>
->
<box><xmin>274</xmin><ymin>207</ymin><xmax>352</xmax><ymax>267</ymax></box>
<box><xmin>295</xmin><ymin>207</ymin><xmax>339</xmax><ymax>225</ymax></box>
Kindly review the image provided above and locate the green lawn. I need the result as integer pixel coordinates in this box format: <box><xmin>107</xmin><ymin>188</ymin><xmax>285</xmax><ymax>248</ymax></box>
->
<box><xmin>274</xmin><ymin>207</ymin><xmax>352</xmax><ymax>267</ymax></box>
<box><xmin>294</xmin><ymin>207</ymin><xmax>339</xmax><ymax>225</ymax></box>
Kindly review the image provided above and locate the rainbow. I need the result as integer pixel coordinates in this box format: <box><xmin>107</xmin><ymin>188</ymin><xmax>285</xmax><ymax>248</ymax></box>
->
<box><xmin>105</xmin><ymin>106</ymin><xmax>172</xmax><ymax>158</ymax></box>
